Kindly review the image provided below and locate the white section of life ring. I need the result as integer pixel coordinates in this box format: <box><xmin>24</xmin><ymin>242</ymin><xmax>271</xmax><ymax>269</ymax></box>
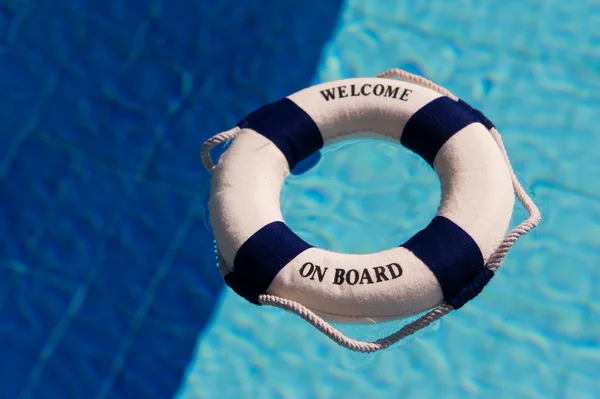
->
<box><xmin>208</xmin><ymin>78</ymin><xmax>513</xmax><ymax>321</ymax></box>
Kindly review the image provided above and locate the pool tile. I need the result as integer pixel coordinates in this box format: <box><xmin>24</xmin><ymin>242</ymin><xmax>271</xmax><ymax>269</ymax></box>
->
<box><xmin>0</xmin><ymin>139</ymin><xmax>73</xmax><ymax>259</ymax></box>
<box><xmin>33</xmin><ymin>207</ymin><xmax>109</xmax><ymax>283</ymax></box>
<box><xmin>145</xmin><ymin>252</ymin><xmax>224</xmax><ymax>328</ymax></box>
<box><xmin>30</xmin><ymin>160</ymin><xmax>132</xmax><ymax>282</ymax></box>
<box><xmin>145</xmin><ymin>105</ymin><xmax>215</xmax><ymax>191</ymax></box>
<box><xmin>37</xmin><ymin>78</ymin><xmax>161</xmax><ymax>172</ymax></box>
<box><xmin>110</xmin><ymin>318</ymin><xmax>201</xmax><ymax>399</ymax></box>
<box><xmin>86</xmin><ymin>181</ymin><xmax>193</xmax><ymax>311</ymax></box>
<box><xmin>25</xmin><ymin>290</ymin><xmax>135</xmax><ymax>399</ymax></box>
<box><xmin>0</xmin><ymin>269</ymin><xmax>76</xmax><ymax>399</ymax></box>
<box><xmin>0</xmin><ymin>44</ymin><xmax>59</xmax><ymax>166</ymax></box>
<box><xmin>111</xmin><ymin>55</ymin><xmax>180</xmax><ymax>114</ymax></box>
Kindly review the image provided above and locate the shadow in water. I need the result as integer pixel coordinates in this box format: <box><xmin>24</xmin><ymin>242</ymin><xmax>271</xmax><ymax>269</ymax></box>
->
<box><xmin>0</xmin><ymin>1</ymin><xmax>342</xmax><ymax>398</ymax></box>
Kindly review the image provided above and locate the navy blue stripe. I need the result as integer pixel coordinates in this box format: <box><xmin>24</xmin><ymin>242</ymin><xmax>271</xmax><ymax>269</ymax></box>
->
<box><xmin>401</xmin><ymin>216</ymin><xmax>484</xmax><ymax>299</ymax></box>
<box><xmin>230</xmin><ymin>221</ymin><xmax>313</xmax><ymax>304</ymax></box>
<box><xmin>400</xmin><ymin>97</ymin><xmax>482</xmax><ymax>166</ymax></box>
<box><xmin>237</xmin><ymin>98</ymin><xmax>324</xmax><ymax>170</ymax></box>
<box><xmin>447</xmin><ymin>267</ymin><xmax>494</xmax><ymax>310</ymax></box>
<box><xmin>458</xmin><ymin>99</ymin><xmax>495</xmax><ymax>130</ymax></box>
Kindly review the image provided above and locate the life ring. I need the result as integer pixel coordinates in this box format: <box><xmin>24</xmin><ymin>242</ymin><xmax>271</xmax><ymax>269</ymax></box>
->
<box><xmin>201</xmin><ymin>69</ymin><xmax>540</xmax><ymax>352</ymax></box>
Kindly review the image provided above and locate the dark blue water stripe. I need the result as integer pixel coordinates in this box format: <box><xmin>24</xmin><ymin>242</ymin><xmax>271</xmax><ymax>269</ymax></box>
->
<box><xmin>228</xmin><ymin>221</ymin><xmax>313</xmax><ymax>304</ymax></box>
<box><xmin>237</xmin><ymin>98</ymin><xmax>324</xmax><ymax>170</ymax></box>
<box><xmin>401</xmin><ymin>215</ymin><xmax>484</xmax><ymax>300</ymax></box>
<box><xmin>400</xmin><ymin>97</ymin><xmax>482</xmax><ymax>166</ymax></box>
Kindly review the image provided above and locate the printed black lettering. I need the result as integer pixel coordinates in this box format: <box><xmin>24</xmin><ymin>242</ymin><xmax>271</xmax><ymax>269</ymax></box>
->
<box><xmin>346</xmin><ymin>269</ymin><xmax>359</xmax><ymax>285</ymax></box>
<box><xmin>384</xmin><ymin>85</ymin><xmax>399</xmax><ymax>99</ymax></box>
<box><xmin>360</xmin><ymin>269</ymin><xmax>374</xmax><ymax>284</ymax></box>
<box><xmin>373</xmin><ymin>266</ymin><xmax>389</xmax><ymax>282</ymax></box>
<box><xmin>311</xmin><ymin>265</ymin><xmax>328</xmax><ymax>282</ymax></box>
<box><xmin>299</xmin><ymin>262</ymin><xmax>402</xmax><ymax>285</ymax></box>
<box><xmin>333</xmin><ymin>268</ymin><xmax>345</xmax><ymax>285</ymax></box>
<box><xmin>299</xmin><ymin>262</ymin><xmax>314</xmax><ymax>278</ymax></box>
<box><xmin>320</xmin><ymin>88</ymin><xmax>336</xmax><ymax>101</ymax></box>
<box><xmin>386</xmin><ymin>263</ymin><xmax>403</xmax><ymax>279</ymax></box>
<box><xmin>320</xmin><ymin>84</ymin><xmax>410</xmax><ymax>103</ymax></box>
<box><xmin>361</xmin><ymin>84</ymin><xmax>372</xmax><ymax>96</ymax></box>
<box><xmin>400</xmin><ymin>88</ymin><xmax>412</xmax><ymax>101</ymax></box>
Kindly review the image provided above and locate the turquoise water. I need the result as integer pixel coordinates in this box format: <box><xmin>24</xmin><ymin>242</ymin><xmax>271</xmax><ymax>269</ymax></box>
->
<box><xmin>1</xmin><ymin>1</ymin><xmax>599</xmax><ymax>398</ymax></box>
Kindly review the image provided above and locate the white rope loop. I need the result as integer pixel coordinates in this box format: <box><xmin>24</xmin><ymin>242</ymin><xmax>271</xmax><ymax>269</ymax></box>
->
<box><xmin>202</xmin><ymin>69</ymin><xmax>541</xmax><ymax>353</ymax></box>
<box><xmin>258</xmin><ymin>294</ymin><xmax>454</xmax><ymax>353</ymax></box>
<box><xmin>200</xmin><ymin>126</ymin><xmax>241</xmax><ymax>173</ymax></box>
<box><xmin>377</xmin><ymin>68</ymin><xmax>458</xmax><ymax>101</ymax></box>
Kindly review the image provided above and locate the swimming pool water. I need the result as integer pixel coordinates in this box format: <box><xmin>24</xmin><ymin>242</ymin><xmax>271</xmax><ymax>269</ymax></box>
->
<box><xmin>1</xmin><ymin>0</ymin><xmax>599</xmax><ymax>398</ymax></box>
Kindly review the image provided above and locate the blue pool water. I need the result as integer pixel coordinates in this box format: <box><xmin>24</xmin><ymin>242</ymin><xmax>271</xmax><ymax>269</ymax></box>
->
<box><xmin>1</xmin><ymin>1</ymin><xmax>599</xmax><ymax>398</ymax></box>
